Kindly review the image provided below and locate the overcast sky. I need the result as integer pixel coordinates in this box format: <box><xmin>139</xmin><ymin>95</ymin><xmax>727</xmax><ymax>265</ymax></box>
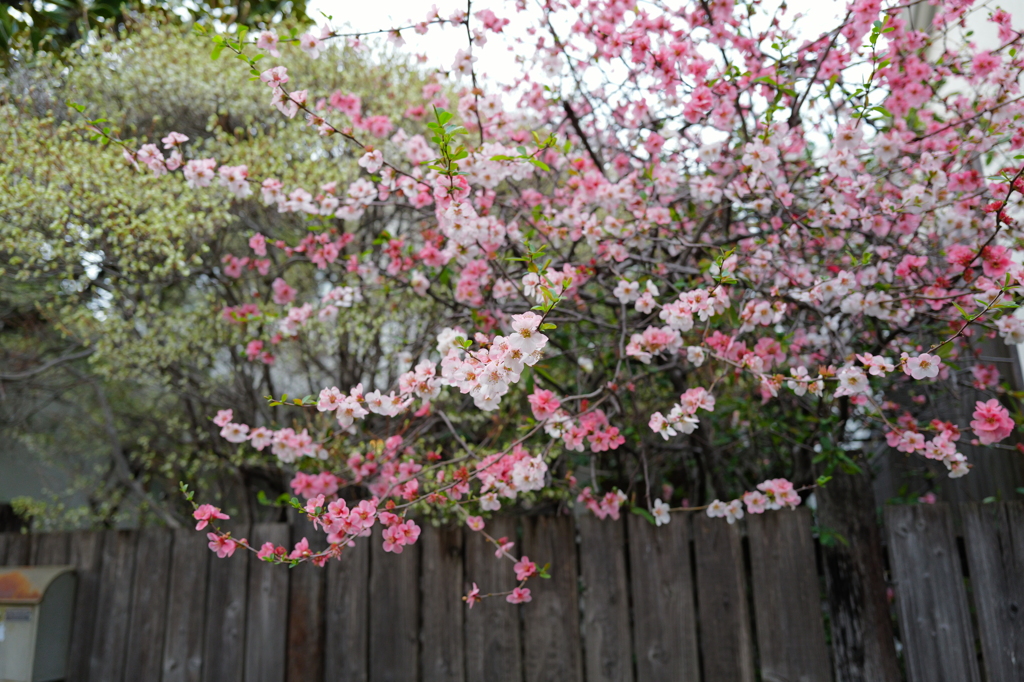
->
<box><xmin>306</xmin><ymin>0</ymin><xmax>853</xmax><ymax>88</ymax></box>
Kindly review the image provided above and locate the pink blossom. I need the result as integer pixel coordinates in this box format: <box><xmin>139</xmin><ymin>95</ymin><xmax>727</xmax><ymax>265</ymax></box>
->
<box><xmin>465</xmin><ymin>583</ymin><xmax>481</xmax><ymax>608</ymax></box>
<box><xmin>207</xmin><ymin>533</ymin><xmax>237</xmax><ymax>558</ymax></box>
<box><xmin>271</xmin><ymin>278</ymin><xmax>297</xmax><ymax>305</ymax></box>
<box><xmin>970</xmin><ymin>399</ymin><xmax>1015</xmax><ymax>445</ymax></box>
<box><xmin>466</xmin><ymin>515</ymin><xmax>485</xmax><ymax>531</ymax></box>
<box><xmin>193</xmin><ymin>504</ymin><xmax>229</xmax><ymax>531</ymax></box>
<box><xmin>513</xmin><ymin>556</ymin><xmax>537</xmax><ymax>581</ymax></box>
<box><xmin>527</xmin><ymin>388</ymin><xmax>561</xmax><ymax>420</ymax></box>
<box><xmin>506</xmin><ymin>587</ymin><xmax>532</xmax><ymax>604</ymax></box>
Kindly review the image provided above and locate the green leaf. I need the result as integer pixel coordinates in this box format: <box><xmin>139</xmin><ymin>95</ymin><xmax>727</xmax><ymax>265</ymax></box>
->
<box><xmin>540</xmin><ymin>323</ymin><xmax>557</xmax><ymax>330</ymax></box>
<box><xmin>528</xmin><ymin>158</ymin><xmax>551</xmax><ymax>172</ymax></box>
<box><xmin>211</xmin><ymin>43</ymin><xmax>225</xmax><ymax>60</ymax></box>
<box><xmin>631</xmin><ymin>506</ymin><xmax>657</xmax><ymax>526</ymax></box>
<box><xmin>816</xmin><ymin>475</ymin><xmax>833</xmax><ymax>487</ymax></box>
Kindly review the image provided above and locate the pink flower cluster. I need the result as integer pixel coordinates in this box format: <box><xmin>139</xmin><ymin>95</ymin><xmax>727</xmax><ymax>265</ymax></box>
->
<box><xmin>577</xmin><ymin>487</ymin><xmax>627</xmax><ymax>520</ymax></box>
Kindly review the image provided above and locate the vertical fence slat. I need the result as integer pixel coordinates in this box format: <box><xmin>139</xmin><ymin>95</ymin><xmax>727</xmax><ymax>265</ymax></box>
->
<box><xmin>287</xmin><ymin>518</ymin><xmax>326</xmax><ymax>682</ymax></box>
<box><xmin>123</xmin><ymin>528</ymin><xmax>172</xmax><ymax>682</ymax></box>
<box><xmin>202</xmin><ymin>523</ymin><xmax>250</xmax><ymax>682</ymax></box>
<box><xmin>4</xmin><ymin>532</ymin><xmax>29</xmax><ymax>565</ymax></box>
<box><xmin>0</xmin><ymin>533</ymin><xmax>8</xmax><ymax>563</ymax></box>
<box><xmin>693</xmin><ymin>514</ymin><xmax>755</xmax><ymax>682</ymax></box>
<box><xmin>30</xmin><ymin>531</ymin><xmax>70</xmax><ymax>565</ymax></box>
<box><xmin>88</xmin><ymin>530</ymin><xmax>138</xmax><ymax>682</ymax></box>
<box><xmin>577</xmin><ymin>514</ymin><xmax>634</xmax><ymax>682</ymax></box>
<box><xmin>627</xmin><ymin>514</ymin><xmax>700</xmax><ymax>682</ymax></box>
<box><xmin>244</xmin><ymin>523</ymin><xmax>290</xmax><ymax>682</ymax></box>
<box><xmin>746</xmin><ymin>509</ymin><xmax>832</xmax><ymax>682</ymax></box>
<box><xmin>522</xmin><ymin>515</ymin><xmax>584</xmax><ymax>682</ymax></box>
<box><xmin>369</xmin><ymin>523</ymin><xmax>420</xmax><ymax>682</ymax></box>
<box><xmin>67</xmin><ymin>531</ymin><xmax>104</xmax><ymax>682</ymax></box>
<box><xmin>885</xmin><ymin>504</ymin><xmax>981</xmax><ymax>682</ymax></box>
<box><xmin>420</xmin><ymin>524</ymin><xmax>465</xmax><ymax>682</ymax></box>
<box><xmin>961</xmin><ymin>502</ymin><xmax>1024</xmax><ymax>682</ymax></box>
<box><xmin>162</xmin><ymin>528</ymin><xmax>210</xmax><ymax>682</ymax></box>
<box><xmin>464</xmin><ymin>515</ymin><xmax>523</xmax><ymax>682</ymax></box>
<box><xmin>324</xmin><ymin>531</ymin><xmax>369</xmax><ymax>682</ymax></box>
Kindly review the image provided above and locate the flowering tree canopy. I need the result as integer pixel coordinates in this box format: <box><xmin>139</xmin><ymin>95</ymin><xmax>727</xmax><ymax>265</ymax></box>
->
<box><xmin>7</xmin><ymin>0</ymin><xmax>1024</xmax><ymax>603</ymax></box>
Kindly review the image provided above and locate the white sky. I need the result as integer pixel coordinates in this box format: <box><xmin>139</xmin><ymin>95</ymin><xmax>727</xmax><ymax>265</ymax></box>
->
<box><xmin>307</xmin><ymin>0</ymin><xmax>854</xmax><ymax>89</ymax></box>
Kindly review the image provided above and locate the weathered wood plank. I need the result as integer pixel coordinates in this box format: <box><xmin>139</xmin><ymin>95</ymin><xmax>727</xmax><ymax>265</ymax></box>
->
<box><xmin>522</xmin><ymin>515</ymin><xmax>583</xmax><ymax>682</ymax></box>
<box><xmin>885</xmin><ymin>504</ymin><xmax>981</xmax><ymax>682</ymax></box>
<box><xmin>67</xmin><ymin>531</ymin><xmax>104</xmax><ymax>682</ymax></box>
<box><xmin>244</xmin><ymin>523</ymin><xmax>291</xmax><ymax>682</ymax></box>
<box><xmin>30</xmin><ymin>532</ymin><xmax>70</xmax><ymax>565</ymax></box>
<box><xmin>324</xmin><ymin>530</ymin><xmax>370</xmax><ymax>682</ymax></box>
<box><xmin>163</xmin><ymin>528</ymin><xmax>210</xmax><ymax>682</ymax></box>
<box><xmin>4</xmin><ymin>532</ymin><xmax>29</xmax><ymax>565</ymax></box>
<box><xmin>123</xmin><ymin>528</ymin><xmax>172</xmax><ymax>682</ymax></box>
<box><xmin>420</xmin><ymin>523</ymin><xmax>465</xmax><ymax>682</ymax></box>
<box><xmin>464</xmin><ymin>515</ymin><xmax>523</xmax><ymax>682</ymax></box>
<box><xmin>815</xmin><ymin>470</ymin><xmax>901</xmax><ymax>682</ymax></box>
<box><xmin>201</xmin><ymin>523</ymin><xmax>250</xmax><ymax>682</ymax></box>
<box><xmin>961</xmin><ymin>502</ymin><xmax>1024</xmax><ymax>682</ymax></box>
<box><xmin>287</xmin><ymin>517</ymin><xmax>326</xmax><ymax>682</ymax></box>
<box><xmin>88</xmin><ymin>530</ymin><xmax>138</xmax><ymax>682</ymax></box>
<box><xmin>626</xmin><ymin>513</ymin><xmax>699</xmax><ymax>682</ymax></box>
<box><xmin>747</xmin><ymin>509</ymin><xmax>833</xmax><ymax>682</ymax></box>
<box><xmin>577</xmin><ymin>514</ymin><xmax>634</xmax><ymax>682</ymax></box>
<box><xmin>0</xmin><ymin>533</ymin><xmax>8</xmax><ymax>564</ymax></box>
<box><xmin>368</xmin><ymin>522</ymin><xmax>420</xmax><ymax>682</ymax></box>
<box><xmin>693</xmin><ymin>513</ymin><xmax>755</xmax><ymax>682</ymax></box>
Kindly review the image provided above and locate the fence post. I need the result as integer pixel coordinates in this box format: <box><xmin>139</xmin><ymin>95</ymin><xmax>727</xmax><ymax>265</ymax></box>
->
<box><xmin>816</xmin><ymin>471</ymin><xmax>900</xmax><ymax>682</ymax></box>
<box><xmin>885</xmin><ymin>504</ymin><xmax>981</xmax><ymax>682</ymax></box>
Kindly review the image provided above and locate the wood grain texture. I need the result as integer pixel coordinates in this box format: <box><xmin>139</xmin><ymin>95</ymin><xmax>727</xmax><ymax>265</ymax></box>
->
<box><xmin>815</xmin><ymin>470</ymin><xmax>900</xmax><ymax>682</ymax></box>
<box><xmin>521</xmin><ymin>515</ymin><xmax>584</xmax><ymax>682</ymax></box>
<box><xmin>692</xmin><ymin>513</ymin><xmax>755</xmax><ymax>682</ymax></box>
<box><xmin>123</xmin><ymin>528</ymin><xmax>172</xmax><ymax>682</ymax></box>
<box><xmin>202</xmin><ymin>523</ymin><xmax>250</xmax><ymax>682</ymax></box>
<box><xmin>420</xmin><ymin>523</ymin><xmax>465</xmax><ymax>682</ymax></box>
<box><xmin>287</xmin><ymin>517</ymin><xmax>326</xmax><ymax>682</ymax></box>
<box><xmin>244</xmin><ymin>523</ymin><xmax>291</xmax><ymax>682</ymax></box>
<box><xmin>4</xmin><ymin>532</ymin><xmax>29</xmax><ymax>565</ymax></box>
<box><xmin>368</xmin><ymin>523</ymin><xmax>420</xmax><ymax>682</ymax></box>
<box><xmin>163</xmin><ymin>528</ymin><xmax>211</xmax><ymax>682</ymax></box>
<box><xmin>67</xmin><ymin>531</ymin><xmax>104</xmax><ymax>682</ymax></box>
<box><xmin>626</xmin><ymin>513</ymin><xmax>699</xmax><ymax>682</ymax></box>
<box><xmin>885</xmin><ymin>504</ymin><xmax>981</xmax><ymax>682</ymax></box>
<box><xmin>464</xmin><ymin>515</ymin><xmax>523</xmax><ymax>682</ymax></box>
<box><xmin>324</xmin><ymin>534</ymin><xmax>369</xmax><ymax>682</ymax></box>
<box><xmin>577</xmin><ymin>514</ymin><xmax>634</xmax><ymax>682</ymax></box>
<box><xmin>88</xmin><ymin>530</ymin><xmax>138</xmax><ymax>682</ymax></box>
<box><xmin>747</xmin><ymin>509</ymin><xmax>833</xmax><ymax>682</ymax></box>
<box><xmin>960</xmin><ymin>502</ymin><xmax>1024</xmax><ymax>682</ymax></box>
<box><xmin>30</xmin><ymin>532</ymin><xmax>70</xmax><ymax>565</ymax></box>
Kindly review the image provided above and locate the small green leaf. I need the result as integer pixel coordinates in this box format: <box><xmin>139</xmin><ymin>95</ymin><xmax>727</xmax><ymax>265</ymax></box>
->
<box><xmin>631</xmin><ymin>506</ymin><xmax>657</xmax><ymax>526</ymax></box>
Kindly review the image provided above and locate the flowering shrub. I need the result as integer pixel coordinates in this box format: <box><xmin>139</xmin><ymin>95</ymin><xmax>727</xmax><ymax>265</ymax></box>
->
<box><xmin>44</xmin><ymin>0</ymin><xmax>1024</xmax><ymax>601</ymax></box>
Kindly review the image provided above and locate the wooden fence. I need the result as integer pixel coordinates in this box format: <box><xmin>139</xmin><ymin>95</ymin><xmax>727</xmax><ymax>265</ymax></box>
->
<box><xmin>1</xmin><ymin>503</ymin><xmax>1022</xmax><ymax>682</ymax></box>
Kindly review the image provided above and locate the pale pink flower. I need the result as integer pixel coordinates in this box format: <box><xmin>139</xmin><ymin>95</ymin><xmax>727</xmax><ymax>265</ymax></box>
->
<box><xmin>506</xmin><ymin>587</ymin><xmax>532</xmax><ymax>604</ymax></box>
<box><xmin>971</xmin><ymin>399</ymin><xmax>1014</xmax><ymax>445</ymax></box>
<box><xmin>193</xmin><ymin>504</ymin><xmax>229</xmax><ymax>531</ymax></box>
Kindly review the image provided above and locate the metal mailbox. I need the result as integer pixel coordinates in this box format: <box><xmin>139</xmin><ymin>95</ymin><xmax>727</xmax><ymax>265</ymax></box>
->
<box><xmin>0</xmin><ymin>567</ymin><xmax>76</xmax><ymax>682</ymax></box>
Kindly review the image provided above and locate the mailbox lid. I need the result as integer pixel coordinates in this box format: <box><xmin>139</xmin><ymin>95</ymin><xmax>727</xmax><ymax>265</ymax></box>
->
<box><xmin>0</xmin><ymin>567</ymin><xmax>75</xmax><ymax>605</ymax></box>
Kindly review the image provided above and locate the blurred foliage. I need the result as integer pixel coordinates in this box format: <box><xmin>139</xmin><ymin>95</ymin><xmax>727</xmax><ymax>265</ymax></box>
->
<box><xmin>0</xmin><ymin>20</ymin><xmax>437</xmax><ymax>528</ymax></box>
<box><xmin>0</xmin><ymin>0</ymin><xmax>308</xmax><ymax>64</ymax></box>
